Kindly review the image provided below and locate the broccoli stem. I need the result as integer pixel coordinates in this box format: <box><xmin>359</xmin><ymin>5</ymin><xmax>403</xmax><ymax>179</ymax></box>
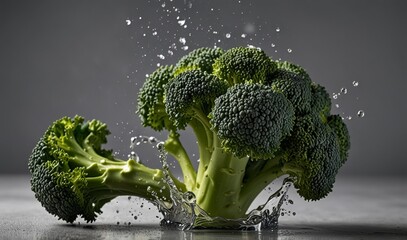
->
<box><xmin>189</xmin><ymin>119</ymin><xmax>212</xmax><ymax>191</ymax></box>
<box><xmin>64</xmin><ymin>134</ymin><xmax>187</xmax><ymax>202</ymax></box>
<box><xmin>164</xmin><ymin>131</ymin><xmax>196</xmax><ymax>191</ymax></box>
<box><xmin>85</xmin><ymin>159</ymin><xmax>173</xmax><ymax>202</ymax></box>
<box><xmin>195</xmin><ymin>136</ymin><xmax>249</xmax><ymax>219</ymax></box>
<box><xmin>239</xmin><ymin>165</ymin><xmax>285</xmax><ymax>211</ymax></box>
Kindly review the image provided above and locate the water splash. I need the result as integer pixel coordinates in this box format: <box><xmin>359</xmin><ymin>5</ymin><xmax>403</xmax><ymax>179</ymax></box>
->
<box><xmin>130</xmin><ymin>136</ymin><xmax>293</xmax><ymax>231</ymax></box>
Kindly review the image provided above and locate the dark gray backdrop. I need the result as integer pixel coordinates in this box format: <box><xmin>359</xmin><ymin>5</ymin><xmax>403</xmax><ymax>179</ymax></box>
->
<box><xmin>0</xmin><ymin>0</ymin><xmax>406</xmax><ymax>176</ymax></box>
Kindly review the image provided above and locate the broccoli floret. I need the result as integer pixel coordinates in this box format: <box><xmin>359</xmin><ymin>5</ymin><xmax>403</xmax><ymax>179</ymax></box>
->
<box><xmin>213</xmin><ymin>47</ymin><xmax>275</xmax><ymax>85</ymax></box>
<box><xmin>211</xmin><ymin>83</ymin><xmax>295</xmax><ymax>159</ymax></box>
<box><xmin>137</xmin><ymin>65</ymin><xmax>175</xmax><ymax>131</ymax></box>
<box><xmin>174</xmin><ymin>47</ymin><xmax>224</xmax><ymax>75</ymax></box>
<box><xmin>29</xmin><ymin>116</ymin><xmax>183</xmax><ymax>223</ymax></box>
<box><xmin>165</xmin><ymin>70</ymin><xmax>228</xmax><ymax>129</ymax></box>
<box><xmin>30</xmin><ymin>46</ymin><xmax>350</xmax><ymax>225</ymax></box>
<box><xmin>281</xmin><ymin>114</ymin><xmax>342</xmax><ymax>200</ymax></box>
<box><xmin>328</xmin><ymin>115</ymin><xmax>351</xmax><ymax>163</ymax></box>
<box><xmin>310</xmin><ymin>82</ymin><xmax>332</xmax><ymax>120</ymax></box>
<box><xmin>266</xmin><ymin>61</ymin><xmax>313</xmax><ymax>114</ymax></box>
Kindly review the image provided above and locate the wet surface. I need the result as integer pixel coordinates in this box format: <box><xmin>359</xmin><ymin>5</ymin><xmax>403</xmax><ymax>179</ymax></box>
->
<box><xmin>1</xmin><ymin>175</ymin><xmax>406</xmax><ymax>239</ymax></box>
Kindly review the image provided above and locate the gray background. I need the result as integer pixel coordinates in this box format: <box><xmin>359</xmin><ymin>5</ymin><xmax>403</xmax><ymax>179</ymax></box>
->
<box><xmin>0</xmin><ymin>0</ymin><xmax>406</xmax><ymax>177</ymax></box>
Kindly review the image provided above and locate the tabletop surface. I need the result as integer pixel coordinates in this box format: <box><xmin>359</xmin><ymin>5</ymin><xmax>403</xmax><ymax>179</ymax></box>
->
<box><xmin>1</xmin><ymin>175</ymin><xmax>406</xmax><ymax>240</ymax></box>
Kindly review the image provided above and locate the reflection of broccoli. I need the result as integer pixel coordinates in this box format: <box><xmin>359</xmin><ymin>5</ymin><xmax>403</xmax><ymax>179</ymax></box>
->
<box><xmin>29</xmin><ymin>46</ymin><xmax>350</xmax><ymax>222</ymax></box>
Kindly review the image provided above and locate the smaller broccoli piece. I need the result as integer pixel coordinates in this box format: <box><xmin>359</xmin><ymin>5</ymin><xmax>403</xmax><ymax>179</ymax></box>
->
<box><xmin>174</xmin><ymin>47</ymin><xmax>224</xmax><ymax>75</ymax></box>
<box><xmin>213</xmin><ymin>47</ymin><xmax>275</xmax><ymax>85</ymax></box>
<box><xmin>28</xmin><ymin>116</ymin><xmax>183</xmax><ymax>223</ymax></box>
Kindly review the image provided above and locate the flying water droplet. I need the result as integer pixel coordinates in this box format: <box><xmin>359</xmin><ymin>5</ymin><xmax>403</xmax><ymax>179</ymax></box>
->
<box><xmin>181</xmin><ymin>46</ymin><xmax>189</xmax><ymax>51</ymax></box>
<box><xmin>225</xmin><ymin>33</ymin><xmax>231</xmax><ymax>38</ymax></box>
<box><xmin>287</xmin><ymin>48</ymin><xmax>292</xmax><ymax>53</ymax></box>
<box><xmin>352</xmin><ymin>81</ymin><xmax>359</xmax><ymax>87</ymax></box>
<box><xmin>341</xmin><ymin>88</ymin><xmax>348</xmax><ymax>94</ymax></box>
<box><xmin>126</xmin><ymin>19</ymin><xmax>132</xmax><ymax>26</ymax></box>
<box><xmin>332</xmin><ymin>94</ymin><xmax>338</xmax><ymax>99</ymax></box>
<box><xmin>276</xmin><ymin>27</ymin><xmax>281</xmax><ymax>32</ymax></box>
<box><xmin>357</xmin><ymin>110</ymin><xmax>365</xmax><ymax>117</ymax></box>
<box><xmin>178</xmin><ymin>20</ymin><xmax>186</xmax><ymax>26</ymax></box>
<box><xmin>179</xmin><ymin>37</ymin><xmax>186</xmax><ymax>45</ymax></box>
<box><xmin>241</xmin><ymin>33</ymin><xmax>246</xmax><ymax>38</ymax></box>
<box><xmin>157</xmin><ymin>54</ymin><xmax>165</xmax><ymax>60</ymax></box>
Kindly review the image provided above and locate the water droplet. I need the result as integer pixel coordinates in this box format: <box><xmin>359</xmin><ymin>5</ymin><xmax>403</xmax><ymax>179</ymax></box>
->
<box><xmin>116</xmin><ymin>210</ymin><xmax>119</xmax><ymax>214</ymax></box>
<box><xmin>341</xmin><ymin>88</ymin><xmax>348</xmax><ymax>94</ymax></box>
<box><xmin>288</xmin><ymin>199</ymin><xmax>294</xmax><ymax>204</ymax></box>
<box><xmin>100</xmin><ymin>159</ymin><xmax>106</xmax><ymax>164</ymax></box>
<box><xmin>161</xmin><ymin>3</ymin><xmax>166</xmax><ymax>7</ymax></box>
<box><xmin>134</xmin><ymin>216</ymin><xmax>138</xmax><ymax>220</ymax></box>
<box><xmin>225</xmin><ymin>33</ymin><xmax>231</xmax><ymax>38</ymax></box>
<box><xmin>287</xmin><ymin>48</ymin><xmax>292</xmax><ymax>53</ymax></box>
<box><xmin>271</xmin><ymin>43</ymin><xmax>275</xmax><ymax>48</ymax></box>
<box><xmin>126</xmin><ymin>19</ymin><xmax>132</xmax><ymax>26</ymax></box>
<box><xmin>179</xmin><ymin>37</ymin><xmax>186</xmax><ymax>45</ymax></box>
<box><xmin>117</xmin><ymin>221</ymin><xmax>120</xmax><ymax>225</ymax></box>
<box><xmin>241</xmin><ymin>33</ymin><xmax>246</xmax><ymax>38</ymax></box>
<box><xmin>347</xmin><ymin>116</ymin><xmax>352</xmax><ymax>120</ymax></box>
<box><xmin>178</xmin><ymin>20</ymin><xmax>186</xmax><ymax>26</ymax></box>
<box><xmin>332</xmin><ymin>94</ymin><xmax>338</xmax><ymax>99</ymax></box>
<box><xmin>152</xmin><ymin>31</ymin><xmax>157</xmax><ymax>36</ymax></box>
<box><xmin>157</xmin><ymin>54</ymin><xmax>165</xmax><ymax>60</ymax></box>
<box><xmin>181</xmin><ymin>46</ymin><xmax>189</xmax><ymax>51</ymax></box>
<box><xmin>352</xmin><ymin>81</ymin><xmax>359</xmax><ymax>87</ymax></box>
<box><xmin>276</xmin><ymin>27</ymin><xmax>281</xmax><ymax>32</ymax></box>
<box><xmin>168</xmin><ymin>50</ymin><xmax>174</xmax><ymax>55</ymax></box>
<box><xmin>357</xmin><ymin>110</ymin><xmax>365</xmax><ymax>118</ymax></box>
<box><xmin>335</xmin><ymin>104</ymin><xmax>340</xmax><ymax>108</ymax></box>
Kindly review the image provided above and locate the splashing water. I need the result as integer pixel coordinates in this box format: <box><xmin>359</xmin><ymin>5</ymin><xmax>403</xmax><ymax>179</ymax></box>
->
<box><xmin>130</xmin><ymin>136</ymin><xmax>293</xmax><ymax>231</ymax></box>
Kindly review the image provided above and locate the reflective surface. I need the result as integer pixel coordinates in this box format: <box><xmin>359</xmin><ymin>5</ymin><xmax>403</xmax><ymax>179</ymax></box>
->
<box><xmin>1</xmin><ymin>175</ymin><xmax>406</xmax><ymax>239</ymax></box>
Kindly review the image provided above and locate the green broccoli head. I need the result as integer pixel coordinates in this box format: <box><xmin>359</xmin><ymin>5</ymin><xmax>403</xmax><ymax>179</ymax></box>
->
<box><xmin>137</xmin><ymin>65</ymin><xmax>175</xmax><ymax>131</ymax></box>
<box><xmin>29</xmin><ymin>116</ymin><xmax>171</xmax><ymax>223</ymax></box>
<box><xmin>174</xmin><ymin>47</ymin><xmax>224</xmax><ymax>75</ymax></box>
<box><xmin>165</xmin><ymin>70</ymin><xmax>228</xmax><ymax>129</ymax></box>
<box><xmin>211</xmin><ymin>83</ymin><xmax>295</xmax><ymax>159</ymax></box>
<box><xmin>213</xmin><ymin>47</ymin><xmax>275</xmax><ymax>85</ymax></box>
<box><xmin>266</xmin><ymin>61</ymin><xmax>313</xmax><ymax>114</ymax></box>
<box><xmin>282</xmin><ymin>114</ymin><xmax>343</xmax><ymax>200</ymax></box>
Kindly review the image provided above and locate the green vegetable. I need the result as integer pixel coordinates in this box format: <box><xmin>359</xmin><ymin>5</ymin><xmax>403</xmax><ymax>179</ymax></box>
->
<box><xmin>29</xmin><ymin>46</ymin><xmax>350</xmax><ymax>223</ymax></box>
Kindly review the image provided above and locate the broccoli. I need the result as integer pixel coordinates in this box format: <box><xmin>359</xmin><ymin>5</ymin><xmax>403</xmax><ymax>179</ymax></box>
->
<box><xmin>28</xmin><ymin>116</ymin><xmax>185</xmax><ymax>223</ymax></box>
<box><xmin>29</xmin><ymin>46</ymin><xmax>350</xmax><ymax>223</ymax></box>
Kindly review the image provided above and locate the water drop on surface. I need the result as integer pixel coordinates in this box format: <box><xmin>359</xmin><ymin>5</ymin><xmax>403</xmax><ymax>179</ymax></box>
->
<box><xmin>352</xmin><ymin>81</ymin><xmax>359</xmax><ymax>87</ymax></box>
<box><xmin>357</xmin><ymin>110</ymin><xmax>365</xmax><ymax>117</ymax></box>
<box><xmin>341</xmin><ymin>88</ymin><xmax>348</xmax><ymax>94</ymax></box>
